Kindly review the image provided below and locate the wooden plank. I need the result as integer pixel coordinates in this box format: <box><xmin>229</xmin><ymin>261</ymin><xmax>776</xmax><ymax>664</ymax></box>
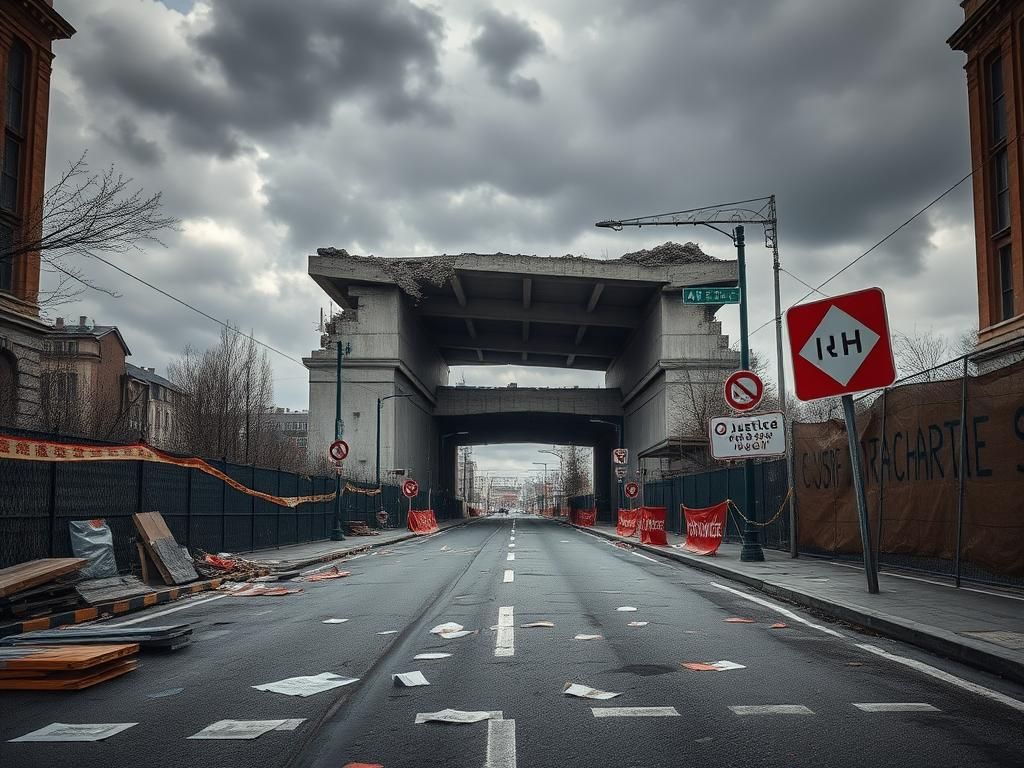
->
<box><xmin>0</xmin><ymin>643</ymin><xmax>138</xmax><ymax>671</ymax></box>
<box><xmin>0</xmin><ymin>559</ymin><xmax>87</xmax><ymax>598</ymax></box>
<box><xmin>0</xmin><ymin>659</ymin><xmax>137</xmax><ymax>690</ymax></box>
<box><xmin>148</xmin><ymin>538</ymin><xmax>198</xmax><ymax>585</ymax></box>
<box><xmin>132</xmin><ymin>512</ymin><xmax>173</xmax><ymax>543</ymax></box>
<box><xmin>136</xmin><ymin>543</ymin><xmax>155</xmax><ymax>585</ymax></box>
<box><xmin>75</xmin><ymin>576</ymin><xmax>153</xmax><ymax>606</ymax></box>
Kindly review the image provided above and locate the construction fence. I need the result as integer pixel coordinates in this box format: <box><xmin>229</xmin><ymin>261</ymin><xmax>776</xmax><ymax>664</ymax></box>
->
<box><xmin>0</xmin><ymin>427</ymin><xmax>463</xmax><ymax>572</ymax></box>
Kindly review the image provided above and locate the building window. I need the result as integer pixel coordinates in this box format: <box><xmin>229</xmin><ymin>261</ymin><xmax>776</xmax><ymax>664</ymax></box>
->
<box><xmin>44</xmin><ymin>371</ymin><xmax>77</xmax><ymax>402</ymax></box>
<box><xmin>2</xmin><ymin>41</ymin><xmax>27</xmax><ymax>214</ymax></box>
<box><xmin>990</xmin><ymin>54</ymin><xmax>1007</xmax><ymax>144</ymax></box>
<box><xmin>999</xmin><ymin>244</ymin><xmax>1015</xmax><ymax>321</ymax></box>
<box><xmin>0</xmin><ymin>222</ymin><xmax>11</xmax><ymax>292</ymax></box>
<box><xmin>994</xmin><ymin>148</ymin><xmax>1010</xmax><ymax>232</ymax></box>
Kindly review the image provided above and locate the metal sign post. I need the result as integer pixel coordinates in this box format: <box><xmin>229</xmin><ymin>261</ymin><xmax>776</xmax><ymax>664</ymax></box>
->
<box><xmin>841</xmin><ymin>394</ymin><xmax>879</xmax><ymax>594</ymax></box>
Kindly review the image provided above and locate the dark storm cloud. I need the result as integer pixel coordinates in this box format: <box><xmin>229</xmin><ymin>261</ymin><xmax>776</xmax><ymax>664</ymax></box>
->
<box><xmin>471</xmin><ymin>9</ymin><xmax>544</xmax><ymax>101</ymax></box>
<box><xmin>68</xmin><ymin>0</ymin><xmax>447</xmax><ymax>156</ymax></box>
<box><xmin>102</xmin><ymin>117</ymin><xmax>164</xmax><ymax>166</ymax></box>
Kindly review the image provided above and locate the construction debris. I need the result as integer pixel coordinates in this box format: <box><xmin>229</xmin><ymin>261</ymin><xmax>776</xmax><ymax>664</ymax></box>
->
<box><xmin>74</xmin><ymin>576</ymin><xmax>153</xmax><ymax>606</ymax></box>
<box><xmin>347</xmin><ymin>522</ymin><xmax>379</xmax><ymax>536</ymax></box>
<box><xmin>193</xmin><ymin>551</ymin><xmax>272</xmax><ymax>581</ymax></box>
<box><xmin>1</xmin><ymin>624</ymin><xmax>192</xmax><ymax>652</ymax></box>
<box><xmin>617</xmin><ymin>241</ymin><xmax>715</xmax><ymax>267</ymax></box>
<box><xmin>220</xmin><ymin>583</ymin><xmax>302</xmax><ymax>597</ymax></box>
<box><xmin>0</xmin><ymin>644</ymin><xmax>139</xmax><ymax>690</ymax></box>
<box><xmin>0</xmin><ymin>558</ymin><xmax>87</xmax><ymax>620</ymax></box>
<box><xmin>132</xmin><ymin>512</ymin><xmax>198</xmax><ymax>586</ymax></box>
<box><xmin>303</xmin><ymin>566</ymin><xmax>351</xmax><ymax>582</ymax></box>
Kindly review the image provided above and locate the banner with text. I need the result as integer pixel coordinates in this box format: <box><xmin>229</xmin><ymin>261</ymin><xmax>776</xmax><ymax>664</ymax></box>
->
<box><xmin>407</xmin><ymin>509</ymin><xmax>439</xmax><ymax>535</ymax></box>
<box><xmin>682</xmin><ymin>502</ymin><xmax>728</xmax><ymax>555</ymax></box>
<box><xmin>572</xmin><ymin>509</ymin><xmax>596</xmax><ymax>527</ymax></box>
<box><xmin>638</xmin><ymin>506</ymin><xmax>668</xmax><ymax>545</ymax></box>
<box><xmin>616</xmin><ymin>508</ymin><xmax>640</xmax><ymax>537</ymax></box>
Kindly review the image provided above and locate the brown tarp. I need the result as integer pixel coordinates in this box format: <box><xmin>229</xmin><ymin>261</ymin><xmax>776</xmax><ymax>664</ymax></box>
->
<box><xmin>793</xmin><ymin>358</ymin><xmax>1024</xmax><ymax>577</ymax></box>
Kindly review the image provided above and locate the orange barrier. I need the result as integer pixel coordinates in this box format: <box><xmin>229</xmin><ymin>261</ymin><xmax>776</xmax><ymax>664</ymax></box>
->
<box><xmin>682</xmin><ymin>502</ymin><xmax>728</xmax><ymax>555</ymax></box>
<box><xmin>0</xmin><ymin>434</ymin><xmax>334</xmax><ymax>508</ymax></box>
<box><xmin>571</xmin><ymin>509</ymin><xmax>596</xmax><ymax>527</ymax></box>
<box><xmin>638</xmin><ymin>506</ymin><xmax>668</xmax><ymax>545</ymax></box>
<box><xmin>616</xmin><ymin>508</ymin><xmax>640</xmax><ymax>537</ymax></box>
<box><xmin>408</xmin><ymin>509</ymin><xmax>439</xmax><ymax>535</ymax></box>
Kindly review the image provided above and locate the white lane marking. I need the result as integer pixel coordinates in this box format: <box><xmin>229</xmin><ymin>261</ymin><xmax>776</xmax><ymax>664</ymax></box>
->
<box><xmin>852</xmin><ymin>703</ymin><xmax>940</xmax><ymax>713</ymax></box>
<box><xmin>710</xmin><ymin>582</ymin><xmax>844</xmax><ymax>638</ymax></box>
<box><xmin>855</xmin><ymin>644</ymin><xmax>1024</xmax><ymax>713</ymax></box>
<box><xmin>507</xmin><ymin>553</ymin><xmax>515</xmax><ymax>561</ymax></box>
<box><xmin>503</xmin><ymin>569</ymin><xmax>515</xmax><ymax>583</ymax></box>
<box><xmin>729</xmin><ymin>705</ymin><xmax>814</xmax><ymax>715</ymax></box>
<box><xmin>486</xmin><ymin>718</ymin><xmax>516</xmax><ymax>768</ymax></box>
<box><xmin>509</xmin><ymin>543</ymin><xmax>515</xmax><ymax>548</ymax></box>
<box><xmin>104</xmin><ymin>594</ymin><xmax>228</xmax><ymax>626</ymax></box>
<box><xmin>495</xmin><ymin>606</ymin><xmax>514</xmax><ymax>657</ymax></box>
<box><xmin>591</xmin><ymin>707</ymin><xmax>680</xmax><ymax>718</ymax></box>
<box><xmin>510</xmin><ymin>536</ymin><xmax>515</xmax><ymax>541</ymax></box>
<box><xmin>631</xmin><ymin>551</ymin><xmax>668</xmax><ymax>566</ymax></box>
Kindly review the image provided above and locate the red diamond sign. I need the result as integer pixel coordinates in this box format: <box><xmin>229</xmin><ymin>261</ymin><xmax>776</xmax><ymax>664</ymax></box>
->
<box><xmin>786</xmin><ymin>288</ymin><xmax>896</xmax><ymax>401</ymax></box>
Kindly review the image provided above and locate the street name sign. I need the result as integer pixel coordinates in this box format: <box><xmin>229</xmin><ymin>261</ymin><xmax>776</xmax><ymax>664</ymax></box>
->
<box><xmin>612</xmin><ymin>448</ymin><xmax>628</xmax><ymax>464</ymax></box>
<box><xmin>786</xmin><ymin>287</ymin><xmax>896</xmax><ymax>401</ymax></box>
<box><xmin>724</xmin><ymin>370</ymin><xmax>763</xmax><ymax>412</ymax></box>
<box><xmin>709</xmin><ymin>412</ymin><xmax>786</xmax><ymax>460</ymax></box>
<box><xmin>683</xmin><ymin>287</ymin><xmax>741</xmax><ymax>305</ymax></box>
<box><xmin>624</xmin><ymin>482</ymin><xmax>640</xmax><ymax>499</ymax></box>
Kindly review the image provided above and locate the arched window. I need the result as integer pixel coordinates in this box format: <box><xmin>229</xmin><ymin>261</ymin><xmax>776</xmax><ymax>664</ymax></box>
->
<box><xmin>1</xmin><ymin>39</ymin><xmax>30</xmax><ymax>294</ymax></box>
<box><xmin>0</xmin><ymin>350</ymin><xmax>17</xmax><ymax>426</ymax></box>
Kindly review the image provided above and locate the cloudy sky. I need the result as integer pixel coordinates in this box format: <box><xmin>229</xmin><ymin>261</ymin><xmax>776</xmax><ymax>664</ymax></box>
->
<box><xmin>47</xmin><ymin>0</ymin><xmax>975</xmax><ymax>474</ymax></box>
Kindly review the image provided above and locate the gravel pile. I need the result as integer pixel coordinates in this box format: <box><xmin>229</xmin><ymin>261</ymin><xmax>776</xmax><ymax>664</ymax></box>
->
<box><xmin>616</xmin><ymin>241</ymin><xmax>715</xmax><ymax>266</ymax></box>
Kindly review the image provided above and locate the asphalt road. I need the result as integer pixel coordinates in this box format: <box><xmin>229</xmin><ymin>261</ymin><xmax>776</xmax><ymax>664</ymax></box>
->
<box><xmin>1</xmin><ymin>516</ymin><xmax>1023</xmax><ymax>767</ymax></box>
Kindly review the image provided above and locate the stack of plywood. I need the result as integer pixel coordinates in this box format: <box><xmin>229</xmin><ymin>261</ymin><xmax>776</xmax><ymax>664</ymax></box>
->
<box><xmin>0</xmin><ymin>559</ymin><xmax>86</xmax><ymax>620</ymax></box>
<box><xmin>0</xmin><ymin>643</ymin><xmax>138</xmax><ymax>690</ymax></box>
<box><xmin>132</xmin><ymin>512</ymin><xmax>198</xmax><ymax>586</ymax></box>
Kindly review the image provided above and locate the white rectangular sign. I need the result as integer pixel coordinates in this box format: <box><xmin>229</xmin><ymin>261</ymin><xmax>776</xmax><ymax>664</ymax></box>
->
<box><xmin>614</xmin><ymin>467</ymin><xmax>627</xmax><ymax>479</ymax></box>
<box><xmin>612</xmin><ymin>448</ymin><xmax>628</xmax><ymax>465</ymax></box>
<box><xmin>709</xmin><ymin>411</ymin><xmax>786</xmax><ymax>460</ymax></box>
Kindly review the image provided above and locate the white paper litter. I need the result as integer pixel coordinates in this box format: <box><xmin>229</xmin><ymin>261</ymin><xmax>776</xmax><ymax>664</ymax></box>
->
<box><xmin>564</xmin><ymin>683</ymin><xmax>622</xmax><ymax>700</ymax></box>
<box><xmin>414</xmin><ymin>653</ymin><xmax>452</xmax><ymax>660</ymax></box>
<box><xmin>616</xmin><ymin>606</ymin><xmax>638</xmax><ymax>612</ymax></box>
<box><xmin>188</xmin><ymin>720</ymin><xmax>290</xmax><ymax>740</ymax></box>
<box><xmin>710</xmin><ymin>660</ymin><xmax>746</xmax><ymax>671</ymax></box>
<box><xmin>415</xmin><ymin>709</ymin><xmax>503</xmax><ymax>724</ymax></box>
<box><xmin>430</xmin><ymin>622</ymin><xmax>463</xmax><ymax>635</ymax></box>
<box><xmin>627</xmin><ymin>621</ymin><xmax>649</xmax><ymax>627</ymax></box>
<box><xmin>439</xmin><ymin>630</ymin><xmax>476</xmax><ymax>639</ymax></box>
<box><xmin>392</xmin><ymin>671</ymin><xmax>430</xmax><ymax>687</ymax></box>
<box><xmin>322</xmin><ymin>619</ymin><xmax>349</xmax><ymax>624</ymax></box>
<box><xmin>252</xmin><ymin>672</ymin><xmax>359</xmax><ymax>697</ymax></box>
<box><xmin>520</xmin><ymin>621</ymin><xmax>554</xmax><ymax>628</ymax></box>
<box><xmin>574</xmin><ymin>634</ymin><xmax>604</xmax><ymax>641</ymax></box>
<box><xmin>9</xmin><ymin>723</ymin><xmax>137</xmax><ymax>743</ymax></box>
<box><xmin>377</xmin><ymin>630</ymin><xmax>399</xmax><ymax>635</ymax></box>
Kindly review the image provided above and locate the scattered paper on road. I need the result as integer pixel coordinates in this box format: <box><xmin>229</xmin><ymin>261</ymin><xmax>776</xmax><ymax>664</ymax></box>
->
<box><xmin>415</xmin><ymin>709</ymin><xmax>503</xmax><ymax>724</ymax></box>
<box><xmin>188</xmin><ymin>720</ymin><xmax>291</xmax><ymax>740</ymax></box>
<box><xmin>616</xmin><ymin>606</ymin><xmax>638</xmax><ymax>612</ymax></box>
<box><xmin>322</xmin><ymin>618</ymin><xmax>349</xmax><ymax>624</ymax></box>
<box><xmin>252</xmin><ymin>672</ymin><xmax>359</xmax><ymax>697</ymax></box>
<box><xmin>10</xmin><ymin>723</ymin><xmax>137</xmax><ymax>742</ymax></box>
<box><xmin>414</xmin><ymin>653</ymin><xmax>452</xmax><ymax>660</ymax></box>
<box><xmin>430</xmin><ymin>622</ymin><xmax>463</xmax><ymax>635</ymax></box>
<box><xmin>682</xmin><ymin>660</ymin><xmax>746</xmax><ymax>672</ymax></box>
<box><xmin>770</xmin><ymin>623</ymin><xmax>788</xmax><ymax>629</ymax></box>
<box><xmin>439</xmin><ymin>630</ymin><xmax>477</xmax><ymax>639</ymax></box>
<box><xmin>377</xmin><ymin>630</ymin><xmax>399</xmax><ymax>635</ymax></box>
<box><xmin>393</xmin><ymin>671</ymin><xmax>430</xmax><ymax>687</ymax></box>
<box><xmin>222</xmin><ymin>583</ymin><xmax>302</xmax><ymax>597</ymax></box>
<box><xmin>574</xmin><ymin>634</ymin><xmax>603</xmax><ymax>641</ymax></box>
<box><xmin>724</xmin><ymin>618</ymin><xmax>755</xmax><ymax>623</ymax></box>
<box><xmin>627</xmin><ymin>621</ymin><xmax>649</xmax><ymax>627</ymax></box>
<box><xmin>564</xmin><ymin>683</ymin><xmax>622</xmax><ymax>700</ymax></box>
<box><xmin>520</xmin><ymin>621</ymin><xmax>554</xmax><ymax>628</ymax></box>
<box><xmin>304</xmin><ymin>567</ymin><xmax>351</xmax><ymax>582</ymax></box>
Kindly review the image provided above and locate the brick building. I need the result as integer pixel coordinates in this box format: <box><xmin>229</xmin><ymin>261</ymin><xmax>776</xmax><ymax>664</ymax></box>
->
<box><xmin>0</xmin><ymin>1</ymin><xmax>74</xmax><ymax>427</ymax></box>
<box><xmin>949</xmin><ymin>0</ymin><xmax>1024</xmax><ymax>364</ymax></box>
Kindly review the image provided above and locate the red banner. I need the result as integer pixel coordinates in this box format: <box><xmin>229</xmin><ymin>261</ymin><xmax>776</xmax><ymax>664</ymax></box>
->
<box><xmin>616</xmin><ymin>508</ymin><xmax>639</xmax><ymax>537</ymax></box>
<box><xmin>682</xmin><ymin>502</ymin><xmax>728</xmax><ymax>555</ymax></box>
<box><xmin>638</xmin><ymin>506</ymin><xmax>668</xmax><ymax>545</ymax></box>
<box><xmin>408</xmin><ymin>509</ymin><xmax>439</xmax><ymax>535</ymax></box>
<box><xmin>574</xmin><ymin>509</ymin><xmax>596</xmax><ymax>527</ymax></box>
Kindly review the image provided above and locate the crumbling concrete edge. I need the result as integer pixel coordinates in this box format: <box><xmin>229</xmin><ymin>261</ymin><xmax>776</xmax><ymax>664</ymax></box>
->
<box><xmin>570</xmin><ymin>523</ymin><xmax>1024</xmax><ymax>687</ymax></box>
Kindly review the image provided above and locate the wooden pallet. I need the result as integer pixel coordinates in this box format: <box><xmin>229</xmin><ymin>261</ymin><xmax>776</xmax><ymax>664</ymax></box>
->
<box><xmin>0</xmin><ymin>658</ymin><xmax>138</xmax><ymax>690</ymax></box>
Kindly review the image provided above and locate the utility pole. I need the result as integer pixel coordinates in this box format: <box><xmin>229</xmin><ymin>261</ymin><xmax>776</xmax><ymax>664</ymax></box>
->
<box><xmin>330</xmin><ymin>335</ymin><xmax>351</xmax><ymax>541</ymax></box>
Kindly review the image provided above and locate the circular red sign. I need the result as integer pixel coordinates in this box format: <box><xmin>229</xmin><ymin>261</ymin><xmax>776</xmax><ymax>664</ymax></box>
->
<box><xmin>724</xmin><ymin>370</ymin><xmax>764</xmax><ymax>412</ymax></box>
<box><xmin>328</xmin><ymin>439</ymin><xmax>349</xmax><ymax>462</ymax></box>
<box><xmin>624</xmin><ymin>481</ymin><xmax>640</xmax><ymax>499</ymax></box>
<box><xmin>402</xmin><ymin>479</ymin><xmax>420</xmax><ymax>498</ymax></box>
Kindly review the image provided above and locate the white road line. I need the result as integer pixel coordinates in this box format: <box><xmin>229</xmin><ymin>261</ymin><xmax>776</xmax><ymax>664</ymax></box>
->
<box><xmin>486</xmin><ymin>718</ymin><xmax>516</xmax><ymax>768</ymax></box>
<box><xmin>104</xmin><ymin>594</ymin><xmax>228</xmax><ymax>626</ymax></box>
<box><xmin>710</xmin><ymin>582</ymin><xmax>844</xmax><ymax>638</ymax></box>
<box><xmin>729</xmin><ymin>705</ymin><xmax>814</xmax><ymax>715</ymax></box>
<box><xmin>591</xmin><ymin>707</ymin><xmax>680</xmax><ymax>718</ymax></box>
<box><xmin>852</xmin><ymin>703</ymin><xmax>940</xmax><ymax>713</ymax></box>
<box><xmin>509</xmin><ymin>543</ymin><xmax>515</xmax><ymax>548</ymax></box>
<box><xmin>507</xmin><ymin>553</ymin><xmax>515</xmax><ymax>561</ymax></box>
<box><xmin>631</xmin><ymin>551</ymin><xmax>667</xmax><ymax>565</ymax></box>
<box><xmin>503</xmin><ymin>569</ymin><xmax>515</xmax><ymax>583</ymax></box>
<box><xmin>855</xmin><ymin>644</ymin><xmax>1024</xmax><ymax>713</ymax></box>
<box><xmin>510</xmin><ymin>536</ymin><xmax>515</xmax><ymax>541</ymax></box>
<box><xmin>495</xmin><ymin>606</ymin><xmax>514</xmax><ymax>657</ymax></box>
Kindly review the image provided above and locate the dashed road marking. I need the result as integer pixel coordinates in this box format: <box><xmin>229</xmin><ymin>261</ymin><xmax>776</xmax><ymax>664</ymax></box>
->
<box><xmin>729</xmin><ymin>705</ymin><xmax>814</xmax><ymax>715</ymax></box>
<box><xmin>852</xmin><ymin>703</ymin><xmax>940</xmax><ymax>712</ymax></box>
<box><xmin>486</xmin><ymin>718</ymin><xmax>516</xmax><ymax>768</ymax></box>
<box><xmin>495</xmin><ymin>606</ymin><xmax>514</xmax><ymax>657</ymax></box>
<box><xmin>507</xmin><ymin>553</ymin><xmax>515</xmax><ymax>561</ymax></box>
<box><xmin>855</xmin><ymin>644</ymin><xmax>1024</xmax><ymax>713</ymax></box>
<box><xmin>710</xmin><ymin>582</ymin><xmax>844</xmax><ymax>638</ymax></box>
<box><xmin>503</xmin><ymin>569</ymin><xmax>514</xmax><ymax>583</ymax></box>
<box><xmin>591</xmin><ymin>707</ymin><xmax>680</xmax><ymax>718</ymax></box>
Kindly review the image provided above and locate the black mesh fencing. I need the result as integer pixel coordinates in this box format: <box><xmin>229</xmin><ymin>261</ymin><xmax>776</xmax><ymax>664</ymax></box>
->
<box><xmin>0</xmin><ymin>427</ymin><xmax>463</xmax><ymax>571</ymax></box>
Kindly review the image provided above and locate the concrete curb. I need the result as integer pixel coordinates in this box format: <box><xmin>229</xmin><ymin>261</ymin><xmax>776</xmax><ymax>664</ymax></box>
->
<box><xmin>0</xmin><ymin>578</ymin><xmax>224</xmax><ymax>639</ymax></box>
<box><xmin>572</xmin><ymin>523</ymin><xmax>1024</xmax><ymax>686</ymax></box>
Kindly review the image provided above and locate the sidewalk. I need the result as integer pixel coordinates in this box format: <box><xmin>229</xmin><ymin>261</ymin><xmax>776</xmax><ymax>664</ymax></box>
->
<box><xmin>574</xmin><ymin>522</ymin><xmax>1024</xmax><ymax>685</ymax></box>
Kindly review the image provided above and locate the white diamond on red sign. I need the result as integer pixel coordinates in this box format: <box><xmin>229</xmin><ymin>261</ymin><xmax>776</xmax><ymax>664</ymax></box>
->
<box><xmin>724</xmin><ymin>370</ymin><xmax>763</xmax><ymax>412</ymax></box>
<box><xmin>798</xmin><ymin>305</ymin><xmax>880</xmax><ymax>386</ymax></box>
<box><xmin>612</xmin><ymin>448</ymin><xmax>628</xmax><ymax>465</ymax></box>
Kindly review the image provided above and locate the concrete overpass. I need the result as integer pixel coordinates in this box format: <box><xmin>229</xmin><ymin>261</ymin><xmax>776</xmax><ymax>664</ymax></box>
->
<box><xmin>304</xmin><ymin>244</ymin><xmax>740</xmax><ymax>516</ymax></box>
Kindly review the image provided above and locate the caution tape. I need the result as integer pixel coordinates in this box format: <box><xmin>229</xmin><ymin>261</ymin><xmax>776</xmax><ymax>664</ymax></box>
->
<box><xmin>0</xmin><ymin>434</ymin><xmax>336</xmax><ymax>508</ymax></box>
<box><xmin>727</xmin><ymin>487</ymin><xmax>793</xmax><ymax>528</ymax></box>
<box><xmin>344</xmin><ymin>482</ymin><xmax>382</xmax><ymax>496</ymax></box>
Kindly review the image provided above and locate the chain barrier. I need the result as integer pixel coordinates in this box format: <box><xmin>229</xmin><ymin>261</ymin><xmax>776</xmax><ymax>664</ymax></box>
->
<box><xmin>727</xmin><ymin>486</ymin><xmax>792</xmax><ymax>528</ymax></box>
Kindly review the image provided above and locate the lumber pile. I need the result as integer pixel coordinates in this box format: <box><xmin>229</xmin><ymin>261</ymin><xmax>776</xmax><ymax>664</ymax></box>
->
<box><xmin>0</xmin><ymin>643</ymin><xmax>138</xmax><ymax>691</ymax></box>
<box><xmin>132</xmin><ymin>512</ymin><xmax>198</xmax><ymax>586</ymax></box>
<box><xmin>347</xmin><ymin>521</ymin><xmax>379</xmax><ymax>536</ymax></box>
<box><xmin>0</xmin><ymin>559</ymin><xmax>86</xmax><ymax>620</ymax></box>
<box><xmin>2</xmin><ymin>624</ymin><xmax>192</xmax><ymax>652</ymax></box>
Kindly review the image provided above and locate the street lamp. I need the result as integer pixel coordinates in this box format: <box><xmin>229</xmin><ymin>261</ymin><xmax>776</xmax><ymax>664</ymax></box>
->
<box><xmin>376</xmin><ymin>393</ymin><xmax>413</xmax><ymax>488</ymax></box>
<box><xmin>538</xmin><ymin>448</ymin><xmax>562</xmax><ymax>514</ymax></box>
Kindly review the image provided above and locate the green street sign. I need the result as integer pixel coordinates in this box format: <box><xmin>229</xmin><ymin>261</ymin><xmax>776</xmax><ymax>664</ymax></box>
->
<box><xmin>682</xmin><ymin>286</ymin><xmax>742</xmax><ymax>305</ymax></box>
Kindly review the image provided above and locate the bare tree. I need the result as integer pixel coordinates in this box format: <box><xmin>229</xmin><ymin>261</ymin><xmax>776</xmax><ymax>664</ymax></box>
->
<box><xmin>892</xmin><ymin>328</ymin><xmax>951</xmax><ymax>380</ymax></box>
<box><xmin>0</xmin><ymin>153</ymin><xmax>178</xmax><ymax>311</ymax></box>
<box><xmin>36</xmin><ymin>351</ymin><xmax>137</xmax><ymax>440</ymax></box>
<box><xmin>559</xmin><ymin>445</ymin><xmax>591</xmax><ymax>499</ymax></box>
